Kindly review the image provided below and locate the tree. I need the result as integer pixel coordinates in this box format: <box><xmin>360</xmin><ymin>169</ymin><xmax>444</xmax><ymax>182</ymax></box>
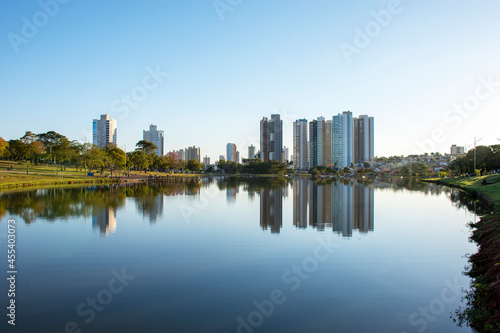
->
<box><xmin>186</xmin><ymin>159</ymin><xmax>202</xmax><ymax>172</ymax></box>
<box><xmin>18</xmin><ymin>131</ymin><xmax>45</xmax><ymax>162</ymax></box>
<box><xmin>0</xmin><ymin>137</ymin><xmax>7</xmax><ymax>158</ymax></box>
<box><xmin>8</xmin><ymin>140</ymin><xmax>27</xmax><ymax>160</ymax></box>
<box><xmin>38</xmin><ymin>131</ymin><xmax>66</xmax><ymax>163</ymax></box>
<box><xmin>135</xmin><ymin>140</ymin><xmax>158</xmax><ymax>155</ymax></box>
<box><xmin>105</xmin><ymin>145</ymin><xmax>126</xmax><ymax>175</ymax></box>
<box><xmin>162</xmin><ymin>153</ymin><xmax>182</xmax><ymax>170</ymax></box>
<box><xmin>87</xmin><ymin>145</ymin><xmax>107</xmax><ymax>172</ymax></box>
<box><xmin>363</xmin><ymin>161</ymin><xmax>371</xmax><ymax>169</ymax></box>
<box><xmin>129</xmin><ymin>150</ymin><xmax>150</xmax><ymax>171</ymax></box>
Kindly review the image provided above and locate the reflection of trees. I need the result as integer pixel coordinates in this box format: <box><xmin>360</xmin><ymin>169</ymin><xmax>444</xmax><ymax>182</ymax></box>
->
<box><xmin>375</xmin><ymin>179</ymin><xmax>450</xmax><ymax>196</ymax></box>
<box><xmin>0</xmin><ymin>181</ymin><xmax>203</xmax><ymax>224</ymax></box>
<box><xmin>0</xmin><ymin>186</ymin><xmax>126</xmax><ymax>224</ymax></box>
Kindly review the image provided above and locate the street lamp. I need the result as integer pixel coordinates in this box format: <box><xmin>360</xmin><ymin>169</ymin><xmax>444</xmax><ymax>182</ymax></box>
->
<box><xmin>474</xmin><ymin>137</ymin><xmax>482</xmax><ymax>176</ymax></box>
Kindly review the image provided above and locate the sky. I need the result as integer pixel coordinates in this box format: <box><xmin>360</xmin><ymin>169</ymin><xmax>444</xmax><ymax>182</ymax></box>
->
<box><xmin>1</xmin><ymin>0</ymin><xmax>500</xmax><ymax>162</ymax></box>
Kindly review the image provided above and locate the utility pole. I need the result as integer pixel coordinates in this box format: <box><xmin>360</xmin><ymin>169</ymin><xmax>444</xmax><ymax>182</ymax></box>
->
<box><xmin>474</xmin><ymin>137</ymin><xmax>482</xmax><ymax>176</ymax></box>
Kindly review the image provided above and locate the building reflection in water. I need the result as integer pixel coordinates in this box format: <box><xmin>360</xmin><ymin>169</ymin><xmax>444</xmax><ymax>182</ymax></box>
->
<box><xmin>293</xmin><ymin>178</ymin><xmax>308</xmax><ymax>229</ymax></box>
<box><xmin>135</xmin><ymin>195</ymin><xmax>164</xmax><ymax>224</ymax></box>
<box><xmin>92</xmin><ymin>207</ymin><xmax>117</xmax><ymax>236</ymax></box>
<box><xmin>260</xmin><ymin>187</ymin><xmax>283</xmax><ymax>233</ymax></box>
<box><xmin>291</xmin><ymin>179</ymin><xmax>374</xmax><ymax>237</ymax></box>
<box><xmin>226</xmin><ymin>187</ymin><xmax>238</xmax><ymax>203</ymax></box>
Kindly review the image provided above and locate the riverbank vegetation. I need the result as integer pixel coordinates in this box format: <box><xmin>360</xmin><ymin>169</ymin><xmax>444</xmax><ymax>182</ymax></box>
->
<box><xmin>424</xmin><ymin>175</ymin><xmax>500</xmax><ymax>332</ymax></box>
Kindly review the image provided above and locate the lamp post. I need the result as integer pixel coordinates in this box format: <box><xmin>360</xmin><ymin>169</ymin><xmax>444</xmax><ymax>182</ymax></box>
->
<box><xmin>474</xmin><ymin>137</ymin><xmax>482</xmax><ymax>176</ymax></box>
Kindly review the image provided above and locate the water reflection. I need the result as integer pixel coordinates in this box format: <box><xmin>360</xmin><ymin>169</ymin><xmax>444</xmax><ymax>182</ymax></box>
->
<box><xmin>0</xmin><ymin>178</ymin><xmax>483</xmax><ymax>237</ymax></box>
<box><xmin>92</xmin><ymin>206</ymin><xmax>117</xmax><ymax>235</ymax></box>
<box><xmin>260</xmin><ymin>187</ymin><xmax>283</xmax><ymax>233</ymax></box>
<box><xmin>291</xmin><ymin>179</ymin><xmax>374</xmax><ymax>236</ymax></box>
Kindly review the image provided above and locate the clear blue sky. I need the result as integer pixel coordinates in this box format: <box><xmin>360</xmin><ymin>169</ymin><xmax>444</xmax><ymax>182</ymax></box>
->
<box><xmin>1</xmin><ymin>0</ymin><xmax>499</xmax><ymax>161</ymax></box>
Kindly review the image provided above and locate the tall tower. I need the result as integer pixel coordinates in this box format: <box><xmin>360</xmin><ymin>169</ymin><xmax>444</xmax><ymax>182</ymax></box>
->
<box><xmin>92</xmin><ymin>114</ymin><xmax>117</xmax><ymax>148</ymax></box>
<box><xmin>226</xmin><ymin>143</ymin><xmax>237</xmax><ymax>162</ymax></box>
<box><xmin>332</xmin><ymin>111</ymin><xmax>353</xmax><ymax>168</ymax></box>
<box><xmin>248</xmin><ymin>145</ymin><xmax>256</xmax><ymax>159</ymax></box>
<box><xmin>260</xmin><ymin>114</ymin><xmax>283</xmax><ymax>162</ymax></box>
<box><xmin>353</xmin><ymin>115</ymin><xmax>374</xmax><ymax>164</ymax></box>
<box><xmin>143</xmin><ymin>124</ymin><xmax>164</xmax><ymax>157</ymax></box>
<box><xmin>293</xmin><ymin>119</ymin><xmax>309</xmax><ymax>170</ymax></box>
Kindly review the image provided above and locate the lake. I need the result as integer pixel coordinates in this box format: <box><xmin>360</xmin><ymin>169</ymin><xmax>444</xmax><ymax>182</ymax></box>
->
<box><xmin>0</xmin><ymin>178</ymin><xmax>477</xmax><ymax>333</ymax></box>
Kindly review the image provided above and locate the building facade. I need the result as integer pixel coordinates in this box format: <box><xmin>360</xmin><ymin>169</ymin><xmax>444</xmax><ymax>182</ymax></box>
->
<box><xmin>248</xmin><ymin>145</ymin><xmax>256</xmax><ymax>159</ymax></box>
<box><xmin>293</xmin><ymin>119</ymin><xmax>309</xmax><ymax>170</ymax></box>
<box><xmin>332</xmin><ymin>111</ymin><xmax>353</xmax><ymax>168</ymax></box>
<box><xmin>309</xmin><ymin>117</ymin><xmax>332</xmax><ymax>168</ymax></box>
<box><xmin>353</xmin><ymin>115</ymin><xmax>374</xmax><ymax>164</ymax></box>
<box><xmin>143</xmin><ymin>124</ymin><xmax>164</xmax><ymax>157</ymax></box>
<box><xmin>185</xmin><ymin>146</ymin><xmax>200</xmax><ymax>163</ymax></box>
<box><xmin>451</xmin><ymin>144</ymin><xmax>465</xmax><ymax>157</ymax></box>
<box><xmin>92</xmin><ymin>114</ymin><xmax>117</xmax><ymax>148</ymax></box>
<box><xmin>226</xmin><ymin>143</ymin><xmax>237</xmax><ymax>162</ymax></box>
<box><xmin>260</xmin><ymin>114</ymin><xmax>283</xmax><ymax>162</ymax></box>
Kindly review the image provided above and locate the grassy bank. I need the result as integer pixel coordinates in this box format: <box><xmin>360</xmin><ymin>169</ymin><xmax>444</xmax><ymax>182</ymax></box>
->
<box><xmin>0</xmin><ymin>161</ymin><xmax>120</xmax><ymax>191</ymax></box>
<box><xmin>423</xmin><ymin>175</ymin><xmax>500</xmax><ymax>332</ymax></box>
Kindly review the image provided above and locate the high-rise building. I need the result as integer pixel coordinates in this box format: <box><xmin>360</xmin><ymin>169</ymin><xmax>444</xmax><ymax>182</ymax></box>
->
<box><xmin>451</xmin><ymin>144</ymin><xmax>465</xmax><ymax>157</ymax></box>
<box><xmin>185</xmin><ymin>146</ymin><xmax>200</xmax><ymax>162</ymax></box>
<box><xmin>226</xmin><ymin>143</ymin><xmax>237</xmax><ymax>162</ymax></box>
<box><xmin>293</xmin><ymin>119</ymin><xmax>309</xmax><ymax>170</ymax></box>
<box><xmin>92</xmin><ymin>114</ymin><xmax>117</xmax><ymax>148</ymax></box>
<box><xmin>248</xmin><ymin>145</ymin><xmax>256</xmax><ymax>159</ymax></box>
<box><xmin>175</xmin><ymin>149</ymin><xmax>185</xmax><ymax>161</ymax></box>
<box><xmin>236</xmin><ymin>151</ymin><xmax>240</xmax><ymax>164</ymax></box>
<box><xmin>203</xmin><ymin>156</ymin><xmax>210</xmax><ymax>165</ymax></box>
<box><xmin>260</xmin><ymin>114</ymin><xmax>283</xmax><ymax>162</ymax></box>
<box><xmin>332</xmin><ymin>111</ymin><xmax>353</xmax><ymax>168</ymax></box>
<box><xmin>143</xmin><ymin>124</ymin><xmax>164</xmax><ymax>157</ymax></box>
<box><xmin>309</xmin><ymin>117</ymin><xmax>327</xmax><ymax>168</ymax></box>
<box><xmin>282</xmin><ymin>146</ymin><xmax>289</xmax><ymax>163</ymax></box>
<box><xmin>353</xmin><ymin>115</ymin><xmax>374</xmax><ymax>164</ymax></box>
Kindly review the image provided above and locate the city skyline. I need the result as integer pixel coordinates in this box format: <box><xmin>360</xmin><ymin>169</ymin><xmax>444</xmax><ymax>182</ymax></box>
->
<box><xmin>1</xmin><ymin>1</ymin><xmax>500</xmax><ymax>161</ymax></box>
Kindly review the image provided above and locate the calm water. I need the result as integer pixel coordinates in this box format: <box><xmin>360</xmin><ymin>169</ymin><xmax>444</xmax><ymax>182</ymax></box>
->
<box><xmin>0</xmin><ymin>178</ymin><xmax>477</xmax><ymax>333</ymax></box>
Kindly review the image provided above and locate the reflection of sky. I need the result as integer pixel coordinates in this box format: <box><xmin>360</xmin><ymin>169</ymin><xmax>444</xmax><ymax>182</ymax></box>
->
<box><xmin>0</xmin><ymin>182</ymin><xmax>476</xmax><ymax>333</ymax></box>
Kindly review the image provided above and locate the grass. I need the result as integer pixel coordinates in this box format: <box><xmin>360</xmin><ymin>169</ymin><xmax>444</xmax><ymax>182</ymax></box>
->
<box><xmin>0</xmin><ymin>161</ymin><xmax>118</xmax><ymax>191</ymax></box>
<box><xmin>424</xmin><ymin>174</ymin><xmax>500</xmax><ymax>211</ymax></box>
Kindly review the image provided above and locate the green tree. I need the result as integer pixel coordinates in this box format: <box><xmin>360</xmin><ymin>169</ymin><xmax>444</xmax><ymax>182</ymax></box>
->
<box><xmin>105</xmin><ymin>145</ymin><xmax>126</xmax><ymax>175</ymax></box>
<box><xmin>38</xmin><ymin>131</ymin><xmax>66</xmax><ymax>163</ymax></box>
<box><xmin>8</xmin><ymin>140</ymin><xmax>27</xmax><ymax>160</ymax></box>
<box><xmin>0</xmin><ymin>137</ymin><xmax>8</xmax><ymax>158</ymax></box>
<box><xmin>186</xmin><ymin>159</ymin><xmax>202</xmax><ymax>172</ymax></box>
<box><xmin>87</xmin><ymin>145</ymin><xmax>107</xmax><ymax>172</ymax></box>
<box><xmin>135</xmin><ymin>140</ymin><xmax>158</xmax><ymax>154</ymax></box>
<box><xmin>129</xmin><ymin>150</ymin><xmax>150</xmax><ymax>171</ymax></box>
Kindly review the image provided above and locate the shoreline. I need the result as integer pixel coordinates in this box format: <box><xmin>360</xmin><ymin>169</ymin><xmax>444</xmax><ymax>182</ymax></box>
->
<box><xmin>423</xmin><ymin>175</ymin><xmax>500</xmax><ymax>331</ymax></box>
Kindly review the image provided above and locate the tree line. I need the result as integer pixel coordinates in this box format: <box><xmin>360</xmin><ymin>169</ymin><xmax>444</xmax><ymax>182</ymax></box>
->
<box><xmin>447</xmin><ymin>144</ymin><xmax>500</xmax><ymax>175</ymax></box>
<box><xmin>0</xmin><ymin>131</ymin><xmax>291</xmax><ymax>175</ymax></box>
<box><xmin>0</xmin><ymin>131</ymin><xmax>205</xmax><ymax>174</ymax></box>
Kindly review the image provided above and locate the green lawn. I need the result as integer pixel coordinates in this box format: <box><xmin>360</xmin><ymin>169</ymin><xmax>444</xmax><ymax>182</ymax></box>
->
<box><xmin>0</xmin><ymin>161</ymin><xmax>118</xmax><ymax>190</ymax></box>
<box><xmin>427</xmin><ymin>174</ymin><xmax>500</xmax><ymax>210</ymax></box>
